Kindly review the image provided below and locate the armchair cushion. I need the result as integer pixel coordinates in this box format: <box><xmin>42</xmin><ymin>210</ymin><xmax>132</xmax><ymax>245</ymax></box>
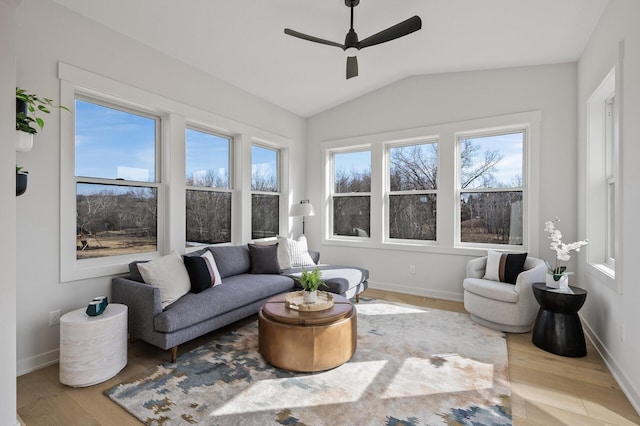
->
<box><xmin>483</xmin><ymin>250</ymin><xmax>528</xmax><ymax>284</ymax></box>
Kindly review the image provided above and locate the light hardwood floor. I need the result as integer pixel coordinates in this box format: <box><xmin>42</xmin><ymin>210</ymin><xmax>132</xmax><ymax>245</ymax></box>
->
<box><xmin>17</xmin><ymin>289</ymin><xmax>640</xmax><ymax>425</ymax></box>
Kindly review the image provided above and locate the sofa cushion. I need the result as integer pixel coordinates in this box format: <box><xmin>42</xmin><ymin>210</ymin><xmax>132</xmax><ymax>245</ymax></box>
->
<box><xmin>138</xmin><ymin>251</ymin><xmax>191</xmax><ymax>308</ymax></box>
<box><xmin>463</xmin><ymin>277</ymin><xmax>520</xmax><ymax>303</ymax></box>
<box><xmin>483</xmin><ymin>250</ymin><xmax>528</xmax><ymax>284</ymax></box>
<box><xmin>154</xmin><ymin>273</ymin><xmax>295</xmax><ymax>333</ymax></box>
<box><xmin>207</xmin><ymin>245</ymin><xmax>251</xmax><ymax>278</ymax></box>
<box><xmin>248</xmin><ymin>243</ymin><xmax>281</xmax><ymax>274</ymax></box>
<box><xmin>252</xmin><ymin>237</ymin><xmax>291</xmax><ymax>269</ymax></box>
<box><xmin>284</xmin><ymin>235</ymin><xmax>316</xmax><ymax>267</ymax></box>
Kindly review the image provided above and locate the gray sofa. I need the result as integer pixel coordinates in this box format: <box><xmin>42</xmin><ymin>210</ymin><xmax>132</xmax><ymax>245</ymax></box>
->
<box><xmin>112</xmin><ymin>244</ymin><xmax>368</xmax><ymax>362</ymax></box>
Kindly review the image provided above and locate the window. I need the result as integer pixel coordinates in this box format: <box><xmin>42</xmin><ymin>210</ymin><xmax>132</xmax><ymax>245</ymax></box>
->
<box><xmin>587</xmin><ymin>67</ymin><xmax>618</xmax><ymax>282</ymax></box>
<box><xmin>332</xmin><ymin>150</ymin><xmax>371</xmax><ymax>238</ymax></box>
<box><xmin>185</xmin><ymin>128</ymin><xmax>232</xmax><ymax>246</ymax></box>
<box><xmin>458</xmin><ymin>131</ymin><xmax>525</xmax><ymax>246</ymax></box>
<box><xmin>387</xmin><ymin>141</ymin><xmax>438</xmax><ymax>241</ymax></box>
<box><xmin>251</xmin><ymin>145</ymin><xmax>280</xmax><ymax>239</ymax></box>
<box><xmin>604</xmin><ymin>96</ymin><xmax>616</xmax><ymax>266</ymax></box>
<box><xmin>75</xmin><ymin>98</ymin><xmax>160</xmax><ymax>259</ymax></box>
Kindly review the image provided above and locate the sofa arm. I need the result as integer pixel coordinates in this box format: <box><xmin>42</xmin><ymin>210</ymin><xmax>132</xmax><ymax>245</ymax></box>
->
<box><xmin>112</xmin><ymin>277</ymin><xmax>163</xmax><ymax>342</ymax></box>
<box><xmin>466</xmin><ymin>256</ymin><xmax>488</xmax><ymax>279</ymax></box>
<box><xmin>514</xmin><ymin>259</ymin><xmax>547</xmax><ymax>295</ymax></box>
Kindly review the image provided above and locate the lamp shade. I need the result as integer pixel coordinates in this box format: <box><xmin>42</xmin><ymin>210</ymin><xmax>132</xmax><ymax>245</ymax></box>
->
<box><xmin>289</xmin><ymin>202</ymin><xmax>315</xmax><ymax>217</ymax></box>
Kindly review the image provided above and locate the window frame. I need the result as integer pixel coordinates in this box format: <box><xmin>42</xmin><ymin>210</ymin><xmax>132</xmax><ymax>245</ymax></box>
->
<box><xmin>455</xmin><ymin>128</ymin><xmax>527</xmax><ymax>250</ymax></box>
<box><xmin>250</xmin><ymin>143</ymin><xmax>282</xmax><ymax>240</ymax></box>
<box><xmin>321</xmin><ymin>111</ymin><xmax>540</xmax><ymax>256</ymax></box>
<box><xmin>185</xmin><ymin>125</ymin><xmax>234</xmax><ymax>247</ymax></box>
<box><xmin>329</xmin><ymin>147</ymin><xmax>372</xmax><ymax>241</ymax></box>
<box><xmin>586</xmin><ymin>66</ymin><xmax>620</xmax><ymax>293</ymax></box>
<box><xmin>384</xmin><ymin>139</ymin><xmax>439</xmax><ymax>244</ymax></box>
<box><xmin>59</xmin><ymin>62</ymin><xmax>295</xmax><ymax>282</ymax></box>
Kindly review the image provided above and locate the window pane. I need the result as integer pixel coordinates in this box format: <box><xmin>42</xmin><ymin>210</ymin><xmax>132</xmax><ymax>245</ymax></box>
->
<box><xmin>333</xmin><ymin>196</ymin><xmax>370</xmax><ymax>237</ymax></box>
<box><xmin>76</xmin><ymin>183</ymin><xmax>157</xmax><ymax>259</ymax></box>
<box><xmin>252</xmin><ymin>194</ymin><xmax>279</xmax><ymax>239</ymax></box>
<box><xmin>186</xmin><ymin>190</ymin><xmax>231</xmax><ymax>245</ymax></box>
<box><xmin>186</xmin><ymin>129</ymin><xmax>230</xmax><ymax>188</ymax></box>
<box><xmin>460</xmin><ymin>191</ymin><xmax>523</xmax><ymax>245</ymax></box>
<box><xmin>334</xmin><ymin>151</ymin><xmax>371</xmax><ymax>193</ymax></box>
<box><xmin>252</xmin><ymin>146</ymin><xmax>278</xmax><ymax>192</ymax></box>
<box><xmin>389</xmin><ymin>194</ymin><xmax>436</xmax><ymax>240</ymax></box>
<box><xmin>460</xmin><ymin>132</ymin><xmax>523</xmax><ymax>189</ymax></box>
<box><xmin>390</xmin><ymin>143</ymin><xmax>437</xmax><ymax>191</ymax></box>
<box><xmin>75</xmin><ymin>99</ymin><xmax>156</xmax><ymax>182</ymax></box>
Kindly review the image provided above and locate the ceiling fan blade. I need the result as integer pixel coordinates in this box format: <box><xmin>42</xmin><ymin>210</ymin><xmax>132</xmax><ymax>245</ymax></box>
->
<box><xmin>359</xmin><ymin>15</ymin><xmax>422</xmax><ymax>49</ymax></box>
<box><xmin>284</xmin><ymin>29</ymin><xmax>344</xmax><ymax>49</ymax></box>
<box><xmin>346</xmin><ymin>56</ymin><xmax>358</xmax><ymax>79</ymax></box>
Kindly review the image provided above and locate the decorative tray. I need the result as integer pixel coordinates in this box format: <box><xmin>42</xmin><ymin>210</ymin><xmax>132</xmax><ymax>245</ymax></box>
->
<box><xmin>285</xmin><ymin>291</ymin><xmax>334</xmax><ymax>311</ymax></box>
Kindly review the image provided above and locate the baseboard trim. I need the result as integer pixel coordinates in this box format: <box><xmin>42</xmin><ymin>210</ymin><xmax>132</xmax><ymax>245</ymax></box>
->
<box><xmin>367</xmin><ymin>280</ymin><xmax>464</xmax><ymax>302</ymax></box>
<box><xmin>581</xmin><ymin>317</ymin><xmax>640</xmax><ymax>416</ymax></box>
<box><xmin>17</xmin><ymin>349</ymin><xmax>59</xmax><ymax>376</ymax></box>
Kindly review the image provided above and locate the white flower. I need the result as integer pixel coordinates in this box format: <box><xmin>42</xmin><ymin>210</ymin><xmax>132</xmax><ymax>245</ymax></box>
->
<box><xmin>543</xmin><ymin>218</ymin><xmax>589</xmax><ymax>275</ymax></box>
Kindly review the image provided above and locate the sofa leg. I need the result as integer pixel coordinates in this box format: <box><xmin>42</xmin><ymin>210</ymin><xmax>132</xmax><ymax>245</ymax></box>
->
<box><xmin>170</xmin><ymin>346</ymin><xmax>178</xmax><ymax>363</ymax></box>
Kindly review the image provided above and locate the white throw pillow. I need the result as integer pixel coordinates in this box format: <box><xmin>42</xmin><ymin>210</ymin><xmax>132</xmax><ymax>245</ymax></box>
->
<box><xmin>201</xmin><ymin>250</ymin><xmax>222</xmax><ymax>286</ymax></box>
<box><xmin>252</xmin><ymin>237</ymin><xmax>291</xmax><ymax>269</ymax></box>
<box><xmin>138</xmin><ymin>251</ymin><xmax>191</xmax><ymax>308</ymax></box>
<box><xmin>483</xmin><ymin>250</ymin><xmax>502</xmax><ymax>282</ymax></box>
<box><xmin>285</xmin><ymin>235</ymin><xmax>316</xmax><ymax>267</ymax></box>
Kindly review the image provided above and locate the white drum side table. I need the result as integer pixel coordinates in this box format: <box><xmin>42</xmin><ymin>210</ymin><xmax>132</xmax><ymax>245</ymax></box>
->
<box><xmin>59</xmin><ymin>303</ymin><xmax>128</xmax><ymax>387</ymax></box>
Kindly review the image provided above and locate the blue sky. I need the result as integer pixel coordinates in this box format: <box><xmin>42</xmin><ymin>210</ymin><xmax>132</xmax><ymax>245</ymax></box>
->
<box><xmin>335</xmin><ymin>133</ymin><xmax>523</xmax><ymax>186</ymax></box>
<box><xmin>76</xmin><ymin>99</ymin><xmax>520</xmax><ymax>190</ymax></box>
<box><xmin>186</xmin><ymin>128</ymin><xmax>230</xmax><ymax>186</ymax></box>
<box><xmin>75</xmin><ymin>99</ymin><xmax>156</xmax><ymax>182</ymax></box>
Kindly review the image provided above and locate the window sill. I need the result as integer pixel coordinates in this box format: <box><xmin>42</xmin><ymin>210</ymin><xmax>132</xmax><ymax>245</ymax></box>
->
<box><xmin>321</xmin><ymin>237</ymin><xmax>518</xmax><ymax>257</ymax></box>
<box><xmin>591</xmin><ymin>263</ymin><xmax>615</xmax><ymax>280</ymax></box>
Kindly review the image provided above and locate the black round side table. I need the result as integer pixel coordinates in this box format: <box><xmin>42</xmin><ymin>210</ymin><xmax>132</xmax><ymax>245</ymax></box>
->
<box><xmin>532</xmin><ymin>282</ymin><xmax>588</xmax><ymax>357</ymax></box>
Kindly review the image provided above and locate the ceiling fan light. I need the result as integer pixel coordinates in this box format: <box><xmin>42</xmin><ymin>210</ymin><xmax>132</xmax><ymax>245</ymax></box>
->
<box><xmin>345</xmin><ymin>46</ymin><xmax>358</xmax><ymax>57</ymax></box>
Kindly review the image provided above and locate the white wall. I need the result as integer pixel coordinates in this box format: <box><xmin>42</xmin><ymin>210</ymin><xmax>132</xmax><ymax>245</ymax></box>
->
<box><xmin>577</xmin><ymin>0</ymin><xmax>640</xmax><ymax>411</ymax></box>
<box><xmin>14</xmin><ymin>0</ymin><xmax>306</xmax><ymax>374</ymax></box>
<box><xmin>1</xmin><ymin>0</ymin><xmax>19</xmax><ymax>423</ymax></box>
<box><xmin>306</xmin><ymin>64</ymin><xmax>578</xmax><ymax>300</ymax></box>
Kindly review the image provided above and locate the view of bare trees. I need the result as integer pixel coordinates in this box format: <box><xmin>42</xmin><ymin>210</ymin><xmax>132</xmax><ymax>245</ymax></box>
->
<box><xmin>186</xmin><ymin>172</ymin><xmax>231</xmax><ymax>246</ymax></box>
<box><xmin>388</xmin><ymin>143</ymin><xmax>437</xmax><ymax>240</ymax></box>
<box><xmin>251</xmin><ymin>146</ymin><xmax>280</xmax><ymax>239</ymax></box>
<box><xmin>76</xmin><ymin>184</ymin><xmax>157</xmax><ymax>259</ymax></box>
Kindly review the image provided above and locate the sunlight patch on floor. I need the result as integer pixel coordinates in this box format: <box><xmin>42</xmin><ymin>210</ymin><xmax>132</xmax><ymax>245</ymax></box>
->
<box><xmin>356</xmin><ymin>303</ymin><xmax>427</xmax><ymax>316</ymax></box>
<box><xmin>209</xmin><ymin>360</ymin><xmax>387</xmax><ymax>416</ymax></box>
<box><xmin>381</xmin><ymin>355</ymin><xmax>495</xmax><ymax>398</ymax></box>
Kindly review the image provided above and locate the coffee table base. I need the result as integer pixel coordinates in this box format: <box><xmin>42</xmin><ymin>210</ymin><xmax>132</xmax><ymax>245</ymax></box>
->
<box><xmin>258</xmin><ymin>300</ymin><xmax>357</xmax><ymax>372</ymax></box>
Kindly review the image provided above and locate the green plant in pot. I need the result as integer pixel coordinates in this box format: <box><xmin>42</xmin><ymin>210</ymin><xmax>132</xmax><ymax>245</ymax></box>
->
<box><xmin>16</xmin><ymin>87</ymin><xmax>69</xmax><ymax>152</ymax></box>
<box><xmin>298</xmin><ymin>267</ymin><xmax>326</xmax><ymax>304</ymax></box>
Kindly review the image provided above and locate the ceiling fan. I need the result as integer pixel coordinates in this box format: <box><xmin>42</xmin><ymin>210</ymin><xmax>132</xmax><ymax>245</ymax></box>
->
<box><xmin>284</xmin><ymin>0</ymin><xmax>422</xmax><ymax>79</ymax></box>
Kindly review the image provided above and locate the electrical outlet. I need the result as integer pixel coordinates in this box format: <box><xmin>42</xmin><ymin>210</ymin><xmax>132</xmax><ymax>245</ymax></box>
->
<box><xmin>49</xmin><ymin>310</ymin><xmax>61</xmax><ymax>327</ymax></box>
<box><xmin>409</xmin><ymin>265</ymin><xmax>416</xmax><ymax>274</ymax></box>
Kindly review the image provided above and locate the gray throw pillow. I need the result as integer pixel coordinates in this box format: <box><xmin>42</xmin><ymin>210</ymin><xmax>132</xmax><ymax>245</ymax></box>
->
<box><xmin>248</xmin><ymin>243</ymin><xmax>281</xmax><ymax>274</ymax></box>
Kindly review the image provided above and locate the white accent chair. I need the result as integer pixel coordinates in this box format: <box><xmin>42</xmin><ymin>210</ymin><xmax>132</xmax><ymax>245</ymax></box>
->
<box><xmin>463</xmin><ymin>256</ymin><xmax>547</xmax><ymax>333</ymax></box>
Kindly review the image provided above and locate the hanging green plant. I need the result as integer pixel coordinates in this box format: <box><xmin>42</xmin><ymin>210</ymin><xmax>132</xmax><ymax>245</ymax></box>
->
<box><xmin>16</xmin><ymin>87</ymin><xmax>69</xmax><ymax>135</ymax></box>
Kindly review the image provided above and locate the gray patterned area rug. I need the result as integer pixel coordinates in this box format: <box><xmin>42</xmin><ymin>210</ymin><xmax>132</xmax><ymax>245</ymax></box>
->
<box><xmin>105</xmin><ymin>298</ymin><xmax>511</xmax><ymax>425</ymax></box>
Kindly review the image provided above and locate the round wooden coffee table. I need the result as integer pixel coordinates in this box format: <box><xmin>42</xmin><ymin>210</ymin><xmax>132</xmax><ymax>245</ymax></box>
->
<box><xmin>258</xmin><ymin>293</ymin><xmax>357</xmax><ymax>372</ymax></box>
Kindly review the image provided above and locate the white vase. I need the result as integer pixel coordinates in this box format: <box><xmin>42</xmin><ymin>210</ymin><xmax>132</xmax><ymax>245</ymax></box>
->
<box><xmin>16</xmin><ymin>130</ymin><xmax>33</xmax><ymax>152</ymax></box>
<box><xmin>546</xmin><ymin>273</ymin><xmax>568</xmax><ymax>290</ymax></box>
<box><xmin>302</xmin><ymin>290</ymin><xmax>317</xmax><ymax>304</ymax></box>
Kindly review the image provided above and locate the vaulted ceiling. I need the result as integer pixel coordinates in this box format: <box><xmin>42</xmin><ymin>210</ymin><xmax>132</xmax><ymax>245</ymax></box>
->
<box><xmin>52</xmin><ymin>0</ymin><xmax>608</xmax><ymax>117</ymax></box>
